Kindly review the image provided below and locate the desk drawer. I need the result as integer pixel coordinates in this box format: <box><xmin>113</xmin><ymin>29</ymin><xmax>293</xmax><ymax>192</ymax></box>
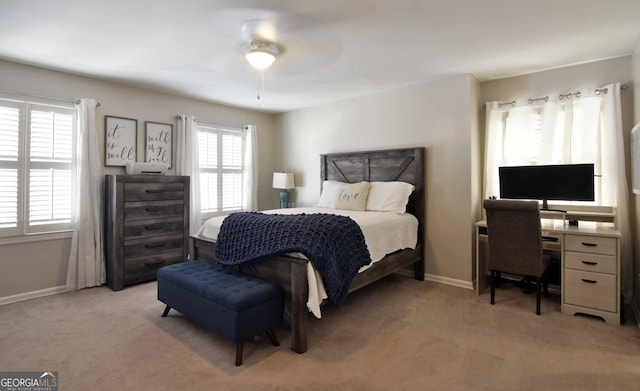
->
<box><xmin>564</xmin><ymin>251</ymin><xmax>616</xmax><ymax>274</ymax></box>
<box><xmin>564</xmin><ymin>269</ymin><xmax>616</xmax><ymax>312</ymax></box>
<box><xmin>564</xmin><ymin>235</ymin><xmax>617</xmax><ymax>256</ymax></box>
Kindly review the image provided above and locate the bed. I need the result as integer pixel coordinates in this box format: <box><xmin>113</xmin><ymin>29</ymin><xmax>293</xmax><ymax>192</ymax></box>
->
<box><xmin>190</xmin><ymin>147</ymin><xmax>425</xmax><ymax>353</ymax></box>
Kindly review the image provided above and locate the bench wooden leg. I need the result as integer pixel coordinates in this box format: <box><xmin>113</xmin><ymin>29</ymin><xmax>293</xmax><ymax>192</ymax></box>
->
<box><xmin>235</xmin><ymin>342</ymin><xmax>244</xmax><ymax>366</ymax></box>
<box><xmin>265</xmin><ymin>329</ymin><xmax>280</xmax><ymax>346</ymax></box>
<box><xmin>161</xmin><ymin>305</ymin><xmax>171</xmax><ymax>317</ymax></box>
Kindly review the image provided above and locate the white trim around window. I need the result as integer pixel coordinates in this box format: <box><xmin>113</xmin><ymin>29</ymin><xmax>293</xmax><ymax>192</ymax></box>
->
<box><xmin>0</xmin><ymin>93</ymin><xmax>77</xmax><ymax>240</ymax></box>
<box><xmin>196</xmin><ymin>123</ymin><xmax>245</xmax><ymax>220</ymax></box>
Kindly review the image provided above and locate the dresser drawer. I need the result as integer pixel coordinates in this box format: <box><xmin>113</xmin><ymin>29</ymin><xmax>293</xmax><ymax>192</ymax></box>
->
<box><xmin>124</xmin><ymin>217</ymin><xmax>185</xmax><ymax>239</ymax></box>
<box><xmin>124</xmin><ymin>200</ymin><xmax>184</xmax><ymax>220</ymax></box>
<box><xmin>123</xmin><ymin>250</ymin><xmax>184</xmax><ymax>285</ymax></box>
<box><xmin>123</xmin><ymin>234</ymin><xmax>184</xmax><ymax>258</ymax></box>
<box><xmin>564</xmin><ymin>251</ymin><xmax>616</xmax><ymax>274</ymax></box>
<box><xmin>564</xmin><ymin>269</ymin><xmax>616</xmax><ymax>312</ymax></box>
<box><xmin>124</xmin><ymin>182</ymin><xmax>184</xmax><ymax>201</ymax></box>
<box><xmin>564</xmin><ymin>235</ymin><xmax>617</xmax><ymax>256</ymax></box>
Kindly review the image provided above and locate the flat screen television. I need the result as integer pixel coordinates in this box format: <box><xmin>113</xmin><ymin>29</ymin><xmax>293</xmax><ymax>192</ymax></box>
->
<box><xmin>499</xmin><ymin>164</ymin><xmax>595</xmax><ymax>210</ymax></box>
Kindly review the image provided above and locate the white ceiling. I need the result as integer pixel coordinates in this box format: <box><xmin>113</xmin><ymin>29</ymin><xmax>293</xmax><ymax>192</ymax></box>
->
<box><xmin>1</xmin><ymin>0</ymin><xmax>639</xmax><ymax>113</ymax></box>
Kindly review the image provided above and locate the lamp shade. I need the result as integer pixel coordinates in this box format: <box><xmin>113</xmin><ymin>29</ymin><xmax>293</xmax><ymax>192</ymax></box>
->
<box><xmin>272</xmin><ymin>172</ymin><xmax>294</xmax><ymax>189</ymax></box>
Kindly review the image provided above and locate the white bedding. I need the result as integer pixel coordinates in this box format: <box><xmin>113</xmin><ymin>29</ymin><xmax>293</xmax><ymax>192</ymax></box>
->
<box><xmin>196</xmin><ymin>207</ymin><xmax>418</xmax><ymax>318</ymax></box>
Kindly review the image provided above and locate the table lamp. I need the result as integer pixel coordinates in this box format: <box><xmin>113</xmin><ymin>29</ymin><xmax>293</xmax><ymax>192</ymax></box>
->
<box><xmin>272</xmin><ymin>172</ymin><xmax>295</xmax><ymax>208</ymax></box>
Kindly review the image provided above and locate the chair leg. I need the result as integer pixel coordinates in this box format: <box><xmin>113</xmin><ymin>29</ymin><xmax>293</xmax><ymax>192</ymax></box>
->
<box><xmin>161</xmin><ymin>305</ymin><xmax>171</xmax><ymax>317</ymax></box>
<box><xmin>265</xmin><ymin>329</ymin><xmax>280</xmax><ymax>346</ymax></box>
<box><xmin>535</xmin><ymin>276</ymin><xmax>542</xmax><ymax>315</ymax></box>
<box><xmin>235</xmin><ymin>342</ymin><xmax>244</xmax><ymax>366</ymax></box>
<box><xmin>542</xmin><ymin>270</ymin><xmax>549</xmax><ymax>298</ymax></box>
<box><xmin>490</xmin><ymin>271</ymin><xmax>496</xmax><ymax>305</ymax></box>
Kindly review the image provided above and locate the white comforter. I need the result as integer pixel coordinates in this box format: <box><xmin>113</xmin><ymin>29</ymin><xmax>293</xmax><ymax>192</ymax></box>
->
<box><xmin>196</xmin><ymin>207</ymin><xmax>418</xmax><ymax>318</ymax></box>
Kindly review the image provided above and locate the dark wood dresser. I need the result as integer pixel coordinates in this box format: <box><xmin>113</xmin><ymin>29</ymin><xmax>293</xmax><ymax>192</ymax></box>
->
<box><xmin>105</xmin><ymin>175</ymin><xmax>190</xmax><ymax>290</ymax></box>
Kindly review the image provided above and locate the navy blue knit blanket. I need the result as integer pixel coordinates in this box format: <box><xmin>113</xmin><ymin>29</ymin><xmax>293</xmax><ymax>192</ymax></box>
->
<box><xmin>214</xmin><ymin>212</ymin><xmax>371</xmax><ymax>305</ymax></box>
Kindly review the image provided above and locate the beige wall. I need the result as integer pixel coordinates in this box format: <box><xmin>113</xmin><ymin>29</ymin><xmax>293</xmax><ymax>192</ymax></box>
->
<box><xmin>632</xmin><ymin>36</ymin><xmax>640</xmax><ymax>312</ymax></box>
<box><xmin>481</xmin><ymin>56</ymin><xmax>632</xmax><ymax>103</ymax></box>
<box><xmin>276</xmin><ymin>74</ymin><xmax>477</xmax><ymax>286</ymax></box>
<box><xmin>0</xmin><ymin>60</ymin><xmax>277</xmax><ymax>300</ymax></box>
<box><xmin>470</xmin><ymin>76</ymin><xmax>483</xmax><ymax>280</ymax></box>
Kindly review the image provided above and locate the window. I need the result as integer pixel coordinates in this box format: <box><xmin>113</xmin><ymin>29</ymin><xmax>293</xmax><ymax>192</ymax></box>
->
<box><xmin>486</xmin><ymin>96</ymin><xmax>603</xmax><ymax>205</ymax></box>
<box><xmin>0</xmin><ymin>96</ymin><xmax>76</xmax><ymax>238</ymax></box>
<box><xmin>197</xmin><ymin>123</ymin><xmax>245</xmax><ymax>219</ymax></box>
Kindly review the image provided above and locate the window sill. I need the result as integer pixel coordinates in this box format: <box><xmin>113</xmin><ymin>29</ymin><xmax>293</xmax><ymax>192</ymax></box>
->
<box><xmin>0</xmin><ymin>230</ymin><xmax>73</xmax><ymax>246</ymax></box>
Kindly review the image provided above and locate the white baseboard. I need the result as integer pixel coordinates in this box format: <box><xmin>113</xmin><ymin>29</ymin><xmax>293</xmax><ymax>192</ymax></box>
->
<box><xmin>393</xmin><ymin>270</ymin><xmax>473</xmax><ymax>290</ymax></box>
<box><xmin>425</xmin><ymin>273</ymin><xmax>474</xmax><ymax>290</ymax></box>
<box><xmin>0</xmin><ymin>285</ymin><xmax>70</xmax><ymax>306</ymax></box>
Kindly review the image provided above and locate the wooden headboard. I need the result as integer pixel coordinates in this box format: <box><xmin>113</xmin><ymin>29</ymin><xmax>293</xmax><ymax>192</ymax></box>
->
<box><xmin>320</xmin><ymin>147</ymin><xmax>426</xmax><ymax>243</ymax></box>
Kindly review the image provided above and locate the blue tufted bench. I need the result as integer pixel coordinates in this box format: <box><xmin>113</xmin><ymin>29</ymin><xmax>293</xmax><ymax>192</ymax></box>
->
<box><xmin>157</xmin><ymin>261</ymin><xmax>284</xmax><ymax>366</ymax></box>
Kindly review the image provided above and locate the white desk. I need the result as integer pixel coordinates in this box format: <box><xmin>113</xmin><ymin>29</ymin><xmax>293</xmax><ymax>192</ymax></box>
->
<box><xmin>475</xmin><ymin>219</ymin><xmax>622</xmax><ymax>324</ymax></box>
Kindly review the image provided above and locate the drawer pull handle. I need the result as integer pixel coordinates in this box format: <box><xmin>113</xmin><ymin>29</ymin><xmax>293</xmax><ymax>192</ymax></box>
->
<box><xmin>145</xmin><ymin>189</ymin><xmax>165</xmax><ymax>194</ymax></box>
<box><xmin>145</xmin><ymin>243</ymin><xmax>165</xmax><ymax>248</ymax></box>
<box><xmin>145</xmin><ymin>259</ymin><xmax>166</xmax><ymax>267</ymax></box>
<box><xmin>581</xmin><ymin>278</ymin><xmax>598</xmax><ymax>284</ymax></box>
<box><xmin>145</xmin><ymin>224</ymin><xmax>166</xmax><ymax>230</ymax></box>
<box><xmin>145</xmin><ymin>207</ymin><xmax>162</xmax><ymax>212</ymax></box>
<box><xmin>581</xmin><ymin>261</ymin><xmax>598</xmax><ymax>266</ymax></box>
<box><xmin>581</xmin><ymin>242</ymin><xmax>597</xmax><ymax>247</ymax></box>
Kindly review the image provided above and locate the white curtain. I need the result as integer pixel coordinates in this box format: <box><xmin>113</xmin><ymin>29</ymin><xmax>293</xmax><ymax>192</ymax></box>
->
<box><xmin>242</xmin><ymin>124</ymin><xmax>258</xmax><ymax>211</ymax></box>
<box><xmin>483</xmin><ymin>102</ymin><xmax>504</xmax><ymax>200</ymax></box>
<box><xmin>176</xmin><ymin>114</ymin><xmax>201</xmax><ymax>235</ymax></box>
<box><xmin>601</xmin><ymin>83</ymin><xmax>632</xmax><ymax>301</ymax></box>
<box><xmin>66</xmin><ymin>98</ymin><xmax>105</xmax><ymax>290</ymax></box>
<box><xmin>484</xmin><ymin>83</ymin><xmax>633</xmax><ymax>301</ymax></box>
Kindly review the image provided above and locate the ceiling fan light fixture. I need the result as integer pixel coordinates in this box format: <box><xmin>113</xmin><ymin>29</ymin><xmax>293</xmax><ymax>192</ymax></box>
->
<box><xmin>245</xmin><ymin>41</ymin><xmax>279</xmax><ymax>70</ymax></box>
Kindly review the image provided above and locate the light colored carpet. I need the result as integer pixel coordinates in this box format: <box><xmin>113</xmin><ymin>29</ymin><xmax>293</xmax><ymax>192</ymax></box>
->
<box><xmin>1</xmin><ymin>275</ymin><xmax>639</xmax><ymax>391</ymax></box>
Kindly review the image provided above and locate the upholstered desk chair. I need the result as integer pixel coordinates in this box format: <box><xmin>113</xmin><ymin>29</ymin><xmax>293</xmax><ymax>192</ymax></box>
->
<box><xmin>483</xmin><ymin>199</ymin><xmax>551</xmax><ymax>315</ymax></box>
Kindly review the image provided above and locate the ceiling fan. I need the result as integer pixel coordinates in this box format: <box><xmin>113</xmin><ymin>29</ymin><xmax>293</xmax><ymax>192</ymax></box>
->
<box><xmin>240</xmin><ymin>19</ymin><xmax>284</xmax><ymax>71</ymax></box>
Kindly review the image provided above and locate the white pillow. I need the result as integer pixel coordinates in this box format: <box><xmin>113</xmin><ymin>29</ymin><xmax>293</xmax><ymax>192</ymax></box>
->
<box><xmin>366</xmin><ymin>181</ymin><xmax>415</xmax><ymax>214</ymax></box>
<box><xmin>317</xmin><ymin>180</ymin><xmax>343</xmax><ymax>208</ymax></box>
<box><xmin>317</xmin><ymin>180</ymin><xmax>371</xmax><ymax>211</ymax></box>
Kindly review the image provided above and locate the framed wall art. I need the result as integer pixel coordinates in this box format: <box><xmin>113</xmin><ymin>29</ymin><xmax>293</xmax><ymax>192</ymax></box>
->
<box><xmin>145</xmin><ymin>121</ymin><xmax>173</xmax><ymax>168</ymax></box>
<box><xmin>105</xmin><ymin>115</ymin><xmax>137</xmax><ymax>166</ymax></box>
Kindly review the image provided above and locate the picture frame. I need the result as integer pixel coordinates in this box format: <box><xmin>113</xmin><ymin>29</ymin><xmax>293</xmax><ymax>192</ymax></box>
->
<box><xmin>145</xmin><ymin>121</ymin><xmax>173</xmax><ymax>168</ymax></box>
<box><xmin>105</xmin><ymin>115</ymin><xmax>137</xmax><ymax>166</ymax></box>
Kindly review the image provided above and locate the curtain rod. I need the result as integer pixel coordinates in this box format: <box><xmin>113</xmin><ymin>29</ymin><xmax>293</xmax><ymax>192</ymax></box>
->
<box><xmin>0</xmin><ymin>88</ymin><xmax>100</xmax><ymax>106</ymax></box>
<box><xmin>175</xmin><ymin>115</ymin><xmax>245</xmax><ymax>130</ymax></box>
<box><xmin>482</xmin><ymin>84</ymin><xmax>629</xmax><ymax>110</ymax></box>
<box><xmin>75</xmin><ymin>99</ymin><xmax>101</xmax><ymax>107</ymax></box>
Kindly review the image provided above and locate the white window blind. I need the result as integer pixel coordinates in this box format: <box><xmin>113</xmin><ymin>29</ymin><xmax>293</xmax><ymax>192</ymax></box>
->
<box><xmin>0</xmin><ymin>169</ymin><xmax>18</xmax><ymax>229</ymax></box>
<box><xmin>0</xmin><ymin>105</ymin><xmax>20</xmax><ymax>231</ymax></box>
<box><xmin>197</xmin><ymin>124</ymin><xmax>245</xmax><ymax>217</ymax></box>
<box><xmin>0</xmin><ymin>97</ymin><xmax>76</xmax><ymax>237</ymax></box>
